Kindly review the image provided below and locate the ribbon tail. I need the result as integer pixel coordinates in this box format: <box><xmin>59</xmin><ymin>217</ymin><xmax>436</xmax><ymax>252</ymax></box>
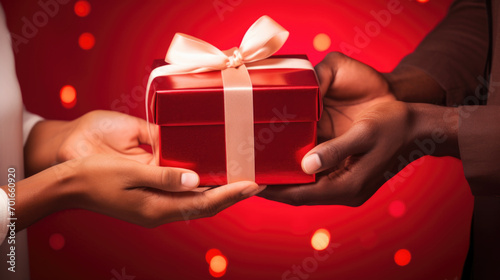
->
<box><xmin>221</xmin><ymin>65</ymin><xmax>255</xmax><ymax>183</ymax></box>
<box><xmin>145</xmin><ymin>73</ymin><xmax>159</xmax><ymax>166</ymax></box>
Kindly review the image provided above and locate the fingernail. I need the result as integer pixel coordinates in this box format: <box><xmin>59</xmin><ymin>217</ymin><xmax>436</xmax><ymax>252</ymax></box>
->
<box><xmin>302</xmin><ymin>153</ymin><xmax>322</xmax><ymax>174</ymax></box>
<box><xmin>181</xmin><ymin>173</ymin><xmax>199</xmax><ymax>188</ymax></box>
<box><xmin>241</xmin><ymin>184</ymin><xmax>266</xmax><ymax>197</ymax></box>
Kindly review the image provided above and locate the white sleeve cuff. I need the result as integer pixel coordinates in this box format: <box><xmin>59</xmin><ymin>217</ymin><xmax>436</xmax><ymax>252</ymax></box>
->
<box><xmin>23</xmin><ymin>108</ymin><xmax>44</xmax><ymax>146</ymax></box>
<box><xmin>0</xmin><ymin>188</ymin><xmax>9</xmax><ymax>245</ymax></box>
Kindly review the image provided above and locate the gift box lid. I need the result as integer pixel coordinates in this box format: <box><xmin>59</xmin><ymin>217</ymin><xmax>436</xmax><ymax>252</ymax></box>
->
<box><xmin>151</xmin><ymin>55</ymin><xmax>321</xmax><ymax>126</ymax></box>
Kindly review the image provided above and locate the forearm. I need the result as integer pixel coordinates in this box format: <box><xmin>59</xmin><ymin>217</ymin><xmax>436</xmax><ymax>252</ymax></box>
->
<box><xmin>457</xmin><ymin>105</ymin><xmax>500</xmax><ymax>195</ymax></box>
<box><xmin>0</xmin><ymin>164</ymin><xmax>75</xmax><ymax>231</ymax></box>
<box><xmin>384</xmin><ymin>0</ymin><xmax>488</xmax><ymax>106</ymax></box>
<box><xmin>24</xmin><ymin>119</ymin><xmax>72</xmax><ymax>176</ymax></box>
<box><xmin>407</xmin><ymin>103</ymin><xmax>460</xmax><ymax>158</ymax></box>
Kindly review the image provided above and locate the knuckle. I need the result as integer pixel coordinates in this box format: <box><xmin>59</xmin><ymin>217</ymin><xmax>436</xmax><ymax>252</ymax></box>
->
<box><xmin>314</xmin><ymin>59</ymin><xmax>329</xmax><ymax>72</ymax></box>
<box><xmin>325</xmin><ymin>143</ymin><xmax>342</xmax><ymax>162</ymax></box>
<box><xmin>160</xmin><ymin>168</ymin><xmax>169</xmax><ymax>186</ymax></box>
<box><xmin>160</xmin><ymin>168</ymin><xmax>177</xmax><ymax>187</ymax></box>
<box><xmin>325</xmin><ymin>51</ymin><xmax>347</xmax><ymax>62</ymax></box>
<box><xmin>316</xmin><ymin>52</ymin><xmax>347</xmax><ymax>74</ymax></box>
<box><xmin>353</xmin><ymin>117</ymin><xmax>377</xmax><ymax>130</ymax></box>
<box><xmin>352</xmin><ymin>118</ymin><xmax>379</xmax><ymax>140</ymax></box>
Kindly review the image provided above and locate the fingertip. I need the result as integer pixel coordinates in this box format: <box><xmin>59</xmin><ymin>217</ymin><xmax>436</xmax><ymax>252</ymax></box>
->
<box><xmin>302</xmin><ymin>153</ymin><xmax>322</xmax><ymax>174</ymax></box>
<box><xmin>139</xmin><ymin>165</ymin><xmax>200</xmax><ymax>192</ymax></box>
<box><xmin>181</xmin><ymin>172</ymin><xmax>200</xmax><ymax>189</ymax></box>
<box><xmin>257</xmin><ymin>184</ymin><xmax>267</xmax><ymax>193</ymax></box>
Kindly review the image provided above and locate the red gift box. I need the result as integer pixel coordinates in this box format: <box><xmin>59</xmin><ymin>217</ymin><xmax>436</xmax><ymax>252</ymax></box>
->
<box><xmin>151</xmin><ymin>55</ymin><xmax>320</xmax><ymax>185</ymax></box>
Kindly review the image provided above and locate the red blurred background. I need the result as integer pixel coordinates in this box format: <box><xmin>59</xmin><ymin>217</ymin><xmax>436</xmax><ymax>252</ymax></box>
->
<box><xmin>1</xmin><ymin>0</ymin><xmax>473</xmax><ymax>279</ymax></box>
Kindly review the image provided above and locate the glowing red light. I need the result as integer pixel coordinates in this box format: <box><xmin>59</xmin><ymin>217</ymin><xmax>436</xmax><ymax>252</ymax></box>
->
<box><xmin>74</xmin><ymin>1</ymin><xmax>91</xmax><ymax>17</ymax></box>
<box><xmin>60</xmin><ymin>85</ymin><xmax>77</xmax><ymax>108</ymax></box>
<box><xmin>417</xmin><ymin>0</ymin><xmax>429</xmax><ymax>3</ymax></box>
<box><xmin>79</xmin><ymin>32</ymin><xmax>95</xmax><ymax>50</ymax></box>
<box><xmin>394</xmin><ymin>249</ymin><xmax>411</xmax><ymax>266</ymax></box>
<box><xmin>389</xmin><ymin>200</ymin><xmax>406</xmax><ymax>218</ymax></box>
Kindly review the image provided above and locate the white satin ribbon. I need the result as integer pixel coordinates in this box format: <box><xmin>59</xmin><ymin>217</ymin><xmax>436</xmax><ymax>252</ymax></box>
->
<box><xmin>145</xmin><ymin>15</ymin><xmax>314</xmax><ymax>183</ymax></box>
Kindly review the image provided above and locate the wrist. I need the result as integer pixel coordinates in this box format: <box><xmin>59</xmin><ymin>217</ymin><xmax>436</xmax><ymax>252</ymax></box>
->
<box><xmin>3</xmin><ymin>161</ymin><xmax>81</xmax><ymax>230</ymax></box>
<box><xmin>24</xmin><ymin>120</ymin><xmax>73</xmax><ymax>175</ymax></box>
<box><xmin>407</xmin><ymin>103</ymin><xmax>460</xmax><ymax>158</ymax></box>
<box><xmin>49</xmin><ymin>159</ymin><xmax>87</xmax><ymax>211</ymax></box>
<box><xmin>384</xmin><ymin>65</ymin><xmax>446</xmax><ymax>104</ymax></box>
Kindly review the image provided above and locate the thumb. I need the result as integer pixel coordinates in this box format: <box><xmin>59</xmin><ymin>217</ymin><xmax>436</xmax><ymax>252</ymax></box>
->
<box><xmin>301</xmin><ymin>124</ymin><xmax>372</xmax><ymax>174</ymax></box>
<box><xmin>125</xmin><ymin>160</ymin><xmax>200</xmax><ymax>192</ymax></box>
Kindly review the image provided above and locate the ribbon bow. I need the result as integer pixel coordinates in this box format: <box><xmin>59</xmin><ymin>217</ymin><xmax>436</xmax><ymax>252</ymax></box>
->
<box><xmin>146</xmin><ymin>15</ymin><xmax>313</xmax><ymax>184</ymax></box>
<box><xmin>160</xmin><ymin>15</ymin><xmax>288</xmax><ymax>74</ymax></box>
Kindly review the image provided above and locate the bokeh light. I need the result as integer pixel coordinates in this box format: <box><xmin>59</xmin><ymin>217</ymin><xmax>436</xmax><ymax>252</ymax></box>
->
<box><xmin>417</xmin><ymin>0</ymin><xmax>429</xmax><ymax>3</ymax></box>
<box><xmin>313</xmin><ymin>33</ymin><xmax>331</xmax><ymax>52</ymax></box>
<box><xmin>207</xmin><ymin>252</ymin><xmax>227</xmax><ymax>278</ymax></box>
<box><xmin>311</xmin><ymin>228</ymin><xmax>331</xmax><ymax>251</ymax></box>
<box><xmin>74</xmin><ymin>1</ymin><xmax>91</xmax><ymax>17</ymax></box>
<box><xmin>205</xmin><ymin>248</ymin><xmax>222</xmax><ymax>263</ymax></box>
<box><xmin>60</xmin><ymin>85</ymin><xmax>77</xmax><ymax>109</ymax></box>
<box><xmin>78</xmin><ymin>32</ymin><xmax>95</xmax><ymax>50</ymax></box>
<box><xmin>389</xmin><ymin>200</ymin><xmax>406</xmax><ymax>218</ymax></box>
<box><xmin>210</xmin><ymin>255</ymin><xmax>227</xmax><ymax>273</ymax></box>
<box><xmin>206</xmin><ymin>249</ymin><xmax>227</xmax><ymax>278</ymax></box>
<box><xmin>49</xmin><ymin>233</ymin><xmax>65</xmax><ymax>250</ymax></box>
<box><xmin>394</xmin><ymin>249</ymin><xmax>411</xmax><ymax>266</ymax></box>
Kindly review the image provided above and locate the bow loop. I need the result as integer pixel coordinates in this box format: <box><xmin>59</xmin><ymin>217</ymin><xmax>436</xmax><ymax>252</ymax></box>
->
<box><xmin>238</xmin><ymin>15</ymin><xmax>289</xmax><ymax>63</ymax></box>
<box><xmin>163</xmin><ymin>15</ymin><xmax>288</xmax><ymax>72</ymax></box>
<box><xmin>165</xmin><ymin>33</ymin><xmax>228</xmax><ymax>70</ymax></box>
